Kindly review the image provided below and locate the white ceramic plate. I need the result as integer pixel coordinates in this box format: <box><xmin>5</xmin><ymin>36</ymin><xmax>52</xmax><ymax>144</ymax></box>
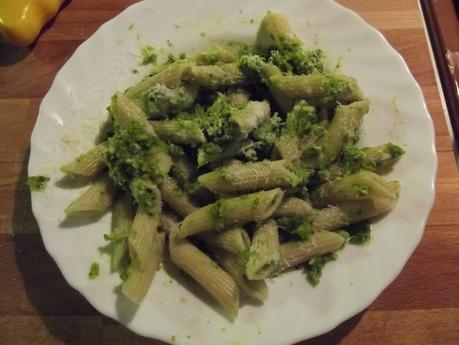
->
<box><xmin>29</xmin><ymin>1</ymin><xmax>437</xmax><ymax>344</ymax></box>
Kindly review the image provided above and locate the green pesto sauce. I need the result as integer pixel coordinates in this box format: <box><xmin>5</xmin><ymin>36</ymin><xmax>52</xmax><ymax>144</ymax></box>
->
<box><xmin>209</xmin><ymin>199</ymin><xmax>226</xmax><ymax>231</ymax></box>
<box><xmin>140</xmin><ymin>45</ymin><xmax>157</xmax><ymax>65</ymax></box>
<box><xmin>354</xmin><ymin>183</ymin><xmax>370</xmax><ymax>196</ymax></box>
<box><xmin>284</xmin><ymin>100</ymin><xmax>317</xmax><ymax>137</ymax></box>
<box><xmin>277</xmin><ymin>215</ymin><xmax>313</xmax><ymax>240</ymax></box>
<box><xmin>238</xmin><ymin>248</ymin><xmax>254</xmax><ymax>265</ymax></box>
<box><xmin>341</xmin><ymin>145</ymin><xmax>367</xmax><ymax>172</ymax></box>
<box><xmin>322</xmin><ymin>74</ymin><xmax>350</xmax><ymax>96</ymax></box>
<box><xmin>305</xmin><ymin>252</ymin><xmax>338</xmax><ymax>286</ymax></box>
<box><xmin>253</xmin><ymin>114</ymin><xmax>282</xmax><ymax>146</ymax></box>
<box><xmin>347</xmin><ymin>222</ymin><xmax>372</xmax><ymax>245</ymax></box>
<box><xmin>105</xmin><ymin>122</ymin><xmax>166</xmax><ymax>208</ymax></box>
<box><xmin>145</xmin><ymin>85</ymin><xmax>195</xmax><ymax>116</ymax></box>
<box><xmin>269</xmin><ymin>38</ymin><xmax>325</xmax><ymax>75</ymax></box>
<box><xmin>27</xmin><ymin>175</ymin><xmax>50</xmax><ymax>191</ymax></box>
<box><xmin>104</xmin><ymin>228</ymin><xmax>128</xmax><ymax>242</ymax></box>
<box><xmin>388</xmin><ymin>143</ymin><xmax>405</xmax><ymax>158</ymax></box>
<box><xmin>391</xmin><ymin>95</ymin><xmax>399</xmax><ymax>114</ymax></box>
<box><xmin>88</xmin><ymin>262</ymin><xmax>100</xmax><ymax>280</ymax></box>
<box><xmin>196</xmin><ymin>50</ymin><xmax>220</xmax><ymax>65</ymax></box>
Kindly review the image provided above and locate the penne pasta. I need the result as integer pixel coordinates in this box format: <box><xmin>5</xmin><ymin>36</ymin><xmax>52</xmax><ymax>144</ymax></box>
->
<box><xmin>112</xmin><ymin>92</ymin><xmax>156</xmax><ymax>136</ymax></box>
<box><xmin>268</xmin><ymin>74</ymin><xmax>364</xmax><ymax>108</ymax></box>
<box><xmin>158</xmin><ymin>176</ymin><xmax>198</xmax><ymax>217</ymax></box>
<box><xmin>150</xmin><ymin>119</ymin><xmax>206</xmax><ymax>144</ymax></box>
<box><xmin>273</xmin><ymin>197</ymin><xmax>313</xmax><ymax>217</ymax></box>
<box><xmin>177</xmin><ymin>188</ymin><xmax>284</xmax><ymax>238</ymax></box>
<box><xmin>198</xmin><ymin>160</ymin><xmax>303</xmax><ymax>193</ymax></box>
<box><xmin>60</xmin><ymin>142</ymin><xmax>108</xmax><ymax>178</ymax></box>
<box><xmin>280</xmin><ymin>231</ymin><xmax>345</xmax><ymax>269</ymax></box>
<box><xmin>169</xmin><ymin>229</ymin><xmax>239</xmax><ymax>319</ymax></box>
<box><xmin>230</xmin><ymin>101</ymin><xmax>270</xmax><ymax>134</ymax></box>
<box><xmin>111</xmin><ymin>194</ymin><xmax>135</xmax><ymax>271</ymax></box>
<box><xmin>246</xmin><ymin>220</ymin><xmax>281</xmax><ymax>280</ymax></box>
<box><xmin>65</xmin><ymin>173</ymin><xmax>118</xmax><ymax>217</ymax></box>
<box><xmin>303</xmin><ymin>100</ymin><xmax>370</xmax><ymax>168</ymax></box>
<box><xmin>213</xmin><ymin>249</ymin><xmax>268</xmax><ymax>302</ymax></box>
<box><xmin>128</xmin><ymin>181</ymin><xmax>162</xmax><ymax>270</ymax></box>
<box><xmin>199</xmin><ymin>227</ymin><xmax>250</xmax><ymax>255</ymax></box>
<box><xmin>124</xmin><ymin>62</ymin><xmax>191</xmax><ymax>100</ymax></box>
<box><xmin>122</xmin><ymin>232</ymin><xmax>165</xmax><ymax>304</ymax></box>
<box><xmin>254</xmin><ymin>11</ymin><xmax>302</xmax><ymax>56</ymax></box>
<box><xmin>195</xmin><ymin>45</ymin><xmax>237</xmax><ymax>65</ymax></box>
<box><xmin>184</xmin><ymin>63</ymin><xmax>246</xmax><ymax>89</ymax></box>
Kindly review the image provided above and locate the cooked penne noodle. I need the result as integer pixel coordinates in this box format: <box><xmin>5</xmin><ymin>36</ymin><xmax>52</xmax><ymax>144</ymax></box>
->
<box><xmin>230</xmin><ymin>101</ymin><xmax>270</xmax><ymax>134</ymax></box>
<box><xmin>311</xmin><ymin>170</ymin><xmax>398</xmax><ymax>207</ymax></box>
<box><xmin>304</xmin><ymin>100</ymin><xmax>369</xmax><ymax>168</ymax></box>
<box><xmin>60</xmin><ymin>142</ymin><xmax>108</xmax><ymax>178</ymax></box>
<box><xmin>268</xmin><ymin>74</ymin><xmax>363</xmax><ymax>107</ymax></box>
<box><xmin>184</xmin><ymin>63</ymin><xmax>246</xmax><ymax>89</ymax></box>
<box><xmin>280</xmin><ymin>231</ymin><xmax>345</xmax><ymax>269</ymax></box>
<box><xmin>177</xmin><ymin>188</ymin><xmax>284</xmax><ymax>238</ymax></box>
<box><xmin>311</xmin><ymin>206</ymin><xmax>348</xmax><ymax>231</ymax></box>
<box><xmin>111</xmin><ymin>194</ymin><xmax>135</xmax><ymax>271</ymax></box>
<box><xmin>255</xmin><ymin>11</ymin><xmax>302</xmax><ymax>56</ymax></box>
<box><xmin>246</xmin><ymin>220</ymin><xmax>281</xmax><ymax>280</ymax></box>
<box><xmin>198</xmin><ymin>160</ymin><xmax>301</xmax><ymax>193</ymax></box>
<box><xmin>128</xmin><ymin>182</ymin><xmax>162</xmax><ymax>270</ymax></box>
<box><xmin>227</xmin><ymin>89</ymin><xmax>250</xmax><ymax>107</ymax></box>
<box><xmin>195</xmin><ymin>45</ymin><xmax>237</xmax><ymax>65</ymax></box>
<box><xmin>143</xmin><ymin>84</ymin><xmax>198</xmax><ymax>117</ymax></box>
<box><xmin>171</xmin><ymin>155</ymin><xmax>198</xmax><ymax>185</ymax></box>
<box><xmin>273</xmin><ymin>197</ymin><xmax>313</xmax><ymax>217</ymax></box>
<box><xmin>65</xmin><ymin>173</ymin><xmax>118</xmax><ymax>217</ymax></box>
<box><xmin>169</xmin><ymin>230</ymin><xmax>239</xmax><ymax>319</ymax></box>
<box><xmin>199</xmin><ymin>227</ymin><xmax>250</xmax><ymax>255</ymax></box>
<box><xmin>122</xmin><ymin>232</ymin><xmax>165</xmax><ymax>304</ymax></box>
<box><xmin>112</xmin><ymin>92</ymin><xmax>156</xmax><ymax>136</ymax></box>
<box><xmin>124</xmin><ymin>62</ymin><xmax>191</xmax><ymax>100</ymax></box>
<box><xmin>275</xmin><ymin>134</ymin><xmax>301</xmax><ymax>161</ymax></box>
<box><xmin>158</xmin><ymin>176</ymin><xmax>197</xmax><ymax>217</ymax></box>
<box><xmin>197</xmin><ymin>139</ymin><xmax>252</xmax><ymax>167</ymax></box>
<box><xmin>150</xmin><ymin>119</ymin><xmax>206</xmax><ymax>144</ymax></box>
<box><xmin>213</xmin><ymin>249</ymin><xmax>268</xmax><ymax>302</ymax></box>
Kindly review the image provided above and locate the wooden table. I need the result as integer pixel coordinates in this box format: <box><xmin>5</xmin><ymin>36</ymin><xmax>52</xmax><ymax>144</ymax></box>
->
<box><xmin>1</xmin><ymin>1</ymin><xmax>458</xmax><ymax>344</ymax></box>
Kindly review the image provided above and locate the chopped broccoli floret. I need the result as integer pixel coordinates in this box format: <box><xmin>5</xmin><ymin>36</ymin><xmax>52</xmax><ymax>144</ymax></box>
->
<box><xmin>27</xmin><ymin>175</ymin><xmax>50</xmax><ymax>191</ymax></box>
<box><xmin>304</xmin><ymin>252</ymin><xmax>338</xmax><ymax>286</ymax></box>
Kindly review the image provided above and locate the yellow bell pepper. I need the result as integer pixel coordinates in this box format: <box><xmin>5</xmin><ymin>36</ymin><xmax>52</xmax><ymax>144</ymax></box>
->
<box><xmin>0</xmin><ymin>0</ymin><xmax>64</xmax><ymax>46</ymax></box>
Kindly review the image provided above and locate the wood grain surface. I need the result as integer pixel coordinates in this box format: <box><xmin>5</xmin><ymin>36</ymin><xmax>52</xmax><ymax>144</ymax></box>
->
<box><xmin>0</xmin><ymin>1</ymin><xmax>458</xmax><ymax>344</ymax></box>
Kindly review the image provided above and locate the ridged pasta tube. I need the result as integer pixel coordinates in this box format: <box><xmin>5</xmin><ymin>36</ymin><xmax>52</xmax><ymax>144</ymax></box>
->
<box><xmin>230</xmin><ymin>100</ymin><xmax>270</xmax><ymax>134</ymax></box>
<box><xmin>269</xmin><ymin>74</ymin><xmax>364</xmax><ymax>107</ymax></box>
<box><xmin>273</xmin><ymin>197</ymin><xmax>313</xmax><ymax>217</ymax></box>
<box><xmin>64</xmin><ymin>173</ymin><xmax>118</xmax><ymax>217</ymax></box>
<box><xmin>255</xmin><ymin>11</ymin><xmax>302</xmax><ymax>56</ymax></box>
<box><xmin>60</xmin><ymin>142</ymin><xmax>107</xmax><ymax>178</ymax></box>
<box><xmin>177</xmin><ymin>188</ymin><xmax>284</xmax><ymax>238</ymax></box>
<box><xmin>198</xmin><ymin>160</ymin><xmax>301</xmax><ymax>193</ymax></box>
<box><xmin>158</xmin><ymin>176</ymin><xmax>197</xmax><ymax>217</ymax></box>
<box><xmin>199</xmin><ymin>227</ymin><xmax>250</xmax><ymax>255</ymax></box>
<box><xmin>184</xmin><ymin>63</ymin><xmax>246</xmax><ymax>89</ymax></box>
<box><xmin>213</xmin><ymin>250</ymin><xmax>268</xmax><ymax>302</ymax></box>
<box><xmin>128</xmin><ymin>182</ymin><xmax>161</xmax><ymax>270</ymax></box>
<box><xmin>169</xmin><ymin>230</ymin><xmax>239</xmax><ymax>319</ymax></box>
<box><xmin>304</xmin><ymin>100</ymin><xmax>370</xmax><ymax>168</ymax></box>
<box><xmin>111</xmin><ymin>194</ymin><xmax>135</xmax><ymax>271</ymax></box>
<box><xmin>280</xmin><ymin>231</ymin><xmax>345</xmax><ymax>269</ymax></box>
<box><xmin>150</xmin><ymin>119</ymin><xmax>206</xmax><ymax>144</ymax></box>
<box><xmin>246</xmin><ymin>220</ymin><xmax>281</xmax><ymax>280</ymax></box>
<box><xmin>122</xmin><ymin>232</ymin><xmax>165</xmax><ymax>304</ymax></box>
